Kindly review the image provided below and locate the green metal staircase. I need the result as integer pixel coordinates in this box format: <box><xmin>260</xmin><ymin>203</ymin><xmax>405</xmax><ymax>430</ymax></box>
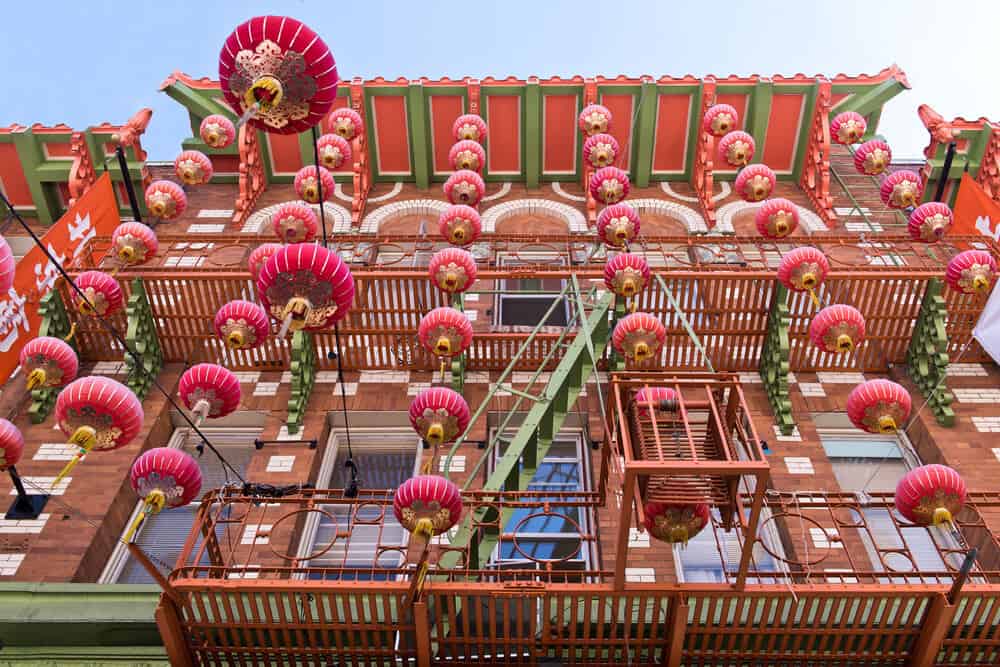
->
<box><xmin>439</xmin><ymin>285</ymin><xmax>614</xmax><ymax>570</ymax></box>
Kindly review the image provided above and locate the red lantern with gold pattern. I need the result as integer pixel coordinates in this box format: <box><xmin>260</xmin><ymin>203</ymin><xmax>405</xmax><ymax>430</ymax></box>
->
<box><xmin>946</xmin><ymin>250</ymin><xmax>997</xmax><ymax>295</ymax></box>
<box><xmin>317</xmin><ymin>134</ymin><xmax>352</xmax><ymax>170</ymax></box>
<box><xmin>578</xmin><ymin>104</ymin><xmax>612</xmax><ymax>136</ymax></box>
<box><xmin>644</xmin><ymin>497</ymin><xmax>711</xmax><ymax>544</ymax></box>
<box><xmin>612</xmin><ymin>312</ymin><xmax>665</xmax><ymax>363</ymax></box>
<box><xmin>597</xmin><ymin>203</ymin><xmax>640</xmax><ymax>247</ymax></box>
<box><xmin>854</xmin><ymin>139</ymin><xmax>892</xmax><ymax>176</ymax></box>
<box><xmin>0</xmin><ymin>419</ymin><xmax>23</xmax><ymax>471</ymax></box>
<box><xmin>703</xmin><ymin>104</ymin><xmax>739</xmax><ymax>137</ymax></box>
<box><xmin>179</xmin><ymin>363</ymin><xmax>242</xmax><ymax>424</ymax></box>
<box><xmin>734</xmin><ymin>164</ymin><xmax>776</xmax><ymax>202</ymax></box>
<box><xmin>428</xmin><ymin>248</ymin><xmax>477</xmax><ymax>294</ymax></box>
<box><xmin>53</xmin><ymin>376</ymin><xmax>144</xmax><ymax>485</ymax></box>
<box><xmin>409</xmin><ymin>387</ymin><xmax>471</xmax><ymax>446</ymax></box>
<box><xmin>418</xmin><ymin>307</ymin><xmax>473</xmax><ymax>360</ymax></box>
<box><xmin>718</xmin><ymin>131</ymin><xmax>755</xmax><ymax>168</ymax></box>
<box><xmin>604</xmin><ymin>253</ymin><xmax>650</xmax><ymax>299</ymax></box>
<box><xmin>173</xmin><ymin>150</ymin><xmax>214</xmax><ymax>185</ymax></box>
<box><xmin>0</xmin><ymin>234</ymin><xmax>13</xmax><ymax>293</ymax></box>
<box><xmin>589</xmin><ymin>167</ymin><xmax>630</xmax><ymax>205</ymax></box>
<box><xmin>199</xmin><ymin>114</ymin><xmax>236</xmax><ymax>149</ymax></box>
<box><xmin>444</xmin><ymin>170</ymin><xmax>486</xmax><ymax>206</ymax></box>
<box><xmin>907</xmin><ymin>202</ymin><xmax>952</xmax><ymax>243</ymax></box>
<box><xmin>778</xmin><ymin>247</ymin><xmax>829</xmax><ymax>307</ymax></box>
<box><xmin>448</xmin><ymin>140</ymin><xmax>486</xmax><ymax>173</ymax></box>
<box><xmin>452</xmin><ymin>114</ymin><xmax>487</xmax><ymax>143</ymax></box>
<box><xmin>218</xmin><ymin>16</ymin><xmax>338</xmax><ymax>134</ymax></box>
<box><xmin>755</xmin><ymin>198</ymin><xmax>799</xmax><ymax>238</ymax></box>
<box><xmin>144</xmin><ymin>180</ymin><xmax>187</xmax><ymax>220</ymax></box>
<box><xmin>19</xmin><ymin>337</ymin><xmax>78</xmax><ymax>391</ymax></box>
<box><xmin>214</xmin><ymin>300</ymin><xmax>270</xmax><ymax>350</ymax></box>
<box><xmin>809</xmin><ymin>304</ymin><xmax>866</xmax><ymax>353</ymax></box>
<box><xmin>830</xmin><ymin>112</ymin><xmax>867</xmax><ymax>145</ymax></box>
<box><xmin>111</xmin><ymin>222</ymin><xmax>158</xmax><ymax>266</ymax></box>
<box><xmin>880</xmin><ymin>170</ymin><xmax>923</xmax><ymax>209</ymax></box>
<box><xmin>74</xmin><ymin>271</ymin><xmax>124</xmax><ymax>317</ymax></box>
<box><xmin>847</xmin><ymin>379</ymin><xmax>911</xmax><ymax>435</ymax></box>
<box><xmin>326</xmin><ymin>108</ymin><xmax>364</xmax><ymax>140</ymax></box>
<box><xmin>583</xmin><ymin>133</ymin><xmax>620</xmax><ymax>169</ymax></box>
<box><xmin>634</xmin><ymin>386</ymin><xmax>678</xmax><ymax>417</ymax></box>
<box><xmin>895</xmin><ymin>464</ymin><xmax>967</xmax><ymax>527</ymax></box>
<box><xmin>248</xmin><ymin>243</ymin><xmax>283</xmax><ymax>279</ymax></box>
<box><xmin>438</xmin><ymin>205</ymin><xmax>482</xmax><ymax>246</ymax></box>
<box><xmin>125</xmin><ymin>446</ymin><xmax>203</xmax><ymax>540</ymax></box>
<box><xmin>271</xmin><ymin>202</ymin><xmax>318</xmax><ymax>243</ymax></box>
<box><xmin>257</xmin><ymin>243</ymin><xmax>355</xmax><ymax>334</ymax></box>
<box><xmin>294</xmin><ymin>165</ymin><xmax>334</xmax><ymax>204</ymax></box>
<box><xmin>393</xmin><ymin>475</ymin><xmax>464</xmax><ymax>543</ymax></box>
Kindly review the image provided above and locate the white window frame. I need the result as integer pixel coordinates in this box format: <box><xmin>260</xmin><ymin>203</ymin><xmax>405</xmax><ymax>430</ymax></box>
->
<box><xmin>494</xmin><ymin>252</ymin><xmax>572</xmax><ymax>328</ymax></box>
<box><xmin>295</xmin><ymin>428</ymin><xmax>422</xmax><ymax>577</ymax></box>
<box><xmin>99</xmin><ymin>427</ymin><xmax>262</xmax><ymax>584</ymax></box>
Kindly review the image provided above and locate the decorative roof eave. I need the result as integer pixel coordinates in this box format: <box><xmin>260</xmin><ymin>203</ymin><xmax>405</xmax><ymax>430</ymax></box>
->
<box><xmin>917</xmin><ymin>104</ymin><xmax>1000</xmax><ymax>206</ymax></box>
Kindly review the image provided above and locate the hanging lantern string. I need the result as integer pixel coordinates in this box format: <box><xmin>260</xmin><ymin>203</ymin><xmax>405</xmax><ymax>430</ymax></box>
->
<box><xmin>333</xmin><ymin>322</ymin><xmax>358</xmax><ymax>498</ymax></box>
<box><xmin>311</xmin><ymin>126</ymin><xmax>330</xmax><ymax>247</ymax></box>
<box><xmin>0</xmin><ymin>190</ymin><xmax>245</xmax><ymax>485</ymax></box>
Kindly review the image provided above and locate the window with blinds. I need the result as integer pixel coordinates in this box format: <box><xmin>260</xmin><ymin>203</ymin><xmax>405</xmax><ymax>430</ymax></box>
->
<box><xmin>820</xmin><ymin>432</ymin><xmax>952</xmax><ymax>582</ymax></box>
<box><xmin>675</xmin><ymin>508</ymin><xmax>782</xmax><ymax>583</ymax></box>
<box><xmin>306</xmin><ymin>443</ymin><xmax>418</xmax><ymax>580</ymax></box>
<box><xmin>115</xmin><ymin>430</ymin><xmax>258</xmax><ymax>584</ymax></box>
<box><xmin>496</xmin><ymin>255</ymin><xmax>570</xmax><ymax>327</ymax></box>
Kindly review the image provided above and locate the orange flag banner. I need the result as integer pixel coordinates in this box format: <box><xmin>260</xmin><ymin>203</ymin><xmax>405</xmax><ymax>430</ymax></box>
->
<box><xmin>0</xmin><ymin>173</ymin><xmax>119</xmax><ymax>383</ymax></box>
<box><xmin>952</xmin><ymin>172</ymin><xmax>1000</xmax><ymax>240</ymax></box>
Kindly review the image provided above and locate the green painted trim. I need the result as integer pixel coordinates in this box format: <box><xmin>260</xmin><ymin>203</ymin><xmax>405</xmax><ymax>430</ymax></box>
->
<box><xmin>633</xmin><ymin>81</ymin><xmax>657</xmax><ymax>188</ymax></box>
<box><xmin>407</xmin><ymin>83</ymin><xmax>431</xmax><ymax>189</ymax></box>
<box><xmin>124</xmin><ymin>278</ymin><xmax>163</xmax><ymax>400</ymax></box>
<box><xmin>523</xmin><ymin>81</ymin><xmax>542</xmax><ymax>189</ymax></box>
<box><xmin>161</xmin><ymin>81</ymin><xmax>235</xmax><ymax>124</ymax></box>
<box><xmin>746</xmin><ymin>81</ymin><xmax>773</xmax><ymax>166</ymax></box>
<box><xmin>830</xmin><ymin>77</ymin><xmax>906</xmax><ymax>121</ymax></box>
<box><xmin>790</xmin><ymin>84</ymin><xmax>819</xmax><ymax>183</ymax></box>
<box><xmin>906</xmin><ymin>279</ymin><xmax>954</xmax><ymax>426</ymax></box>
<box><xmin>965</xmin><ymin>122</ymin><xmax>993</xmax><ymax>181</ymax></box>
<box><xmin>286</xmin><ymin>330</ymin><xmax>316</xmax><ymax>435</ymax></box>
<box><xmin>760</xmin><ymin>282</ymin><xmax>794</xmax><ymax>435</ymax></box>
<box><xmin>715</xmin><ymin>84</ymin><xmax>757</xmax><ymax>95</ymax></box>
<box><xmin>11</xmin><ymin>129</ymin><xmax>56</xmax><ymax>225</ymax></box>
<box><xmin>0</xmin><ymin>646</ymin><xmax>168</xmax><ymax>664</ymax></box>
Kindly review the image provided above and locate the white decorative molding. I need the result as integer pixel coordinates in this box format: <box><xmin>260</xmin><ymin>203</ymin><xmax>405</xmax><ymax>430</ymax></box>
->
<box><xmin>628</xmin><ymin>198</ymin><xmax>708</xmax><ymax>234</ymax></box>
<box><xmin>481</xmin><ymin>198</ymin><xmax>588</xmax><ymax>233</ymax></box>
<box><xmin>243</xmin><ymin>201</ymin><xmax>352</xmax><ymax>234</ymax></box>
<box><xmin>333</xmin><ymin>182</ymin><xmax>353</xmax><ymax>203</ymax></box>
<box><xmin>551</xmin><ymin>182</ymin><xmax>587</xmax><ymax>202</ymax></box>
<box><xmin>360</xmin><ymin>199</ymin><xmax>449</xmax><ymax>233</ymax></box>
<box><xmin>715</xmin><ymin>200</ymin><xmax>828</xmax><ymax>235</ymax></box>
<box><xmin>480</xmin><ymin>182</ymin><xmax>512</xmax><ymax>202</ymax></box>
<box><xmin>367</xmin><ymin>182</ymin><xmax>404</xmax><ymax>203</ymax></box>
<box><xmin>660</xmin><ymin>180</ymin><xmax>732</xmax><ymax>203</ymax></box>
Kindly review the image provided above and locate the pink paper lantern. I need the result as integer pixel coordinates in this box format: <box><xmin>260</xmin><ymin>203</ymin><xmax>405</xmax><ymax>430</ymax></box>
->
<box><xmin>130</xmin><ymin>447</ymin><xmax>203</xmax><ymax>509</ymax></box>
<box><xmin>257</xmin><ymin>243</ymin><xmax>355</xmax><ymax>331</ymax></box>
<box><xmin>56</xmin><ymin>376</ymin><xmax>144</xmax><ymax>452</ymax></box>
<box><xmin>755</xmin><ymin>198</ymin><xmax>799</xmax><ymax>238</ymax></box>
<box><xmin>777</xmin><ymin>247</ymin><xmax>829</xmax><ymax>295</ymax></box>
<box><xmin>945</xmin><ymin>250</ymin><xmax>997</xmax><ymax>295</ymax></box>
<box><xmin>908</xmin><ymin>202</ymin><xmax>953</xmax><ymax>243</ymax></box>
<box><xmin>438</xmin><ymin>205</ymin><xmax>482</xmax><ymax>246</ymax></box>
<box><xmin>409</xmin><ymin>387</ymin><xmax>471</xmax><ymax>446</ymax></box>
<box><xmin>19</xmin><ymin>336</ymin><xmax>79</xmax><ymax>390</ymax></box>
<box><xmin>452</xmin><ymin>114</ymin><xmax>488</xmax><ymax>143</ymax></box>
<box><xmin>294</xmin><ymin>165</ymin><xmax>334</xmax><ymax>204</ymax></box>
<box><xmin>317</xmin><ymin>133</ymin><xmax>352</xmax><ymax>170</ymax></box>
<box><xmin>418</xmin><ymin>307</ymin><xmax>473</xmax><ymax>359</ymax></box>
<box><xmin>854</xmin><ymin>140</ymin><xmax>892</xmax><ymax>176</ymax></box>
<box><xmin>444</xmin><ymin>170</ymin><xmax>486</xmax><ymax>206</ymax></box>
<box><xmin>0</xmin><ymin>419</ymin><xmax>24</xmax><ymax>470</ymax></box>
<box><xmin>428</xmin><ymin>248</ymin><xmax>478</xmax><ymax>293</ymax></box>
<box><xmin>612</xmin><ymin>312</ymin><xmax>666</xmax><ymax>363</ymax></box>
<box><xmin>718</xmin><ymin>131</ymin><xmax>755</xmax><ymax>168</ymax></box>
<box><xmin>0</xmin><ymin>234</ymin><xmax>14</xmax><ymax>293</ymax></box>
<box><xmin>179</xmin><ymin>363</ymin><xmax>242</xmax><ymax>420</ymax></box>
<box><xmin>578</xmin><ymin>104</ymin><xmax>612</xmax><ymax>136</ymax></box>
<box><xmin>272</xmin><ymin>202</ymin><xmax>319</xmax><ymax>243</ymax></box>
<box><xmin>644</xmin><ymin>500</ymin><xmax>710</xmax><ymax>544</ymax></box>
<box><xmin>846</xmin><ymin>379</ymin><xmax>911</xmax><ymax>434</ymax></box>
<box><xmin>583</xmin><ymin>133</ymin><xmax>620</xmax><ymax>169</ymax></box>
<box><xmin>702</xmin><ymin>104</ymin><xmax>739</xmax><ymax>137</ymax></box>
<box><xmin>326</xmin><ymin>108</ymin><xmax>364</xmax><ymax>140</ymax></box>
<box><xmin>448</xmin><ymin>140</ymin><xmax>486</xmax><ymax>173</ymax></box>
<box><xmin>199</xmin><ymin>114</ymin><xmax>236</xmax><ymax>149</ymax></box>
<box><xmin>604</xmin><ymin>253</ymin><xmax>650</xmax><ymax>299</ymax></box>
<box><xmin>111</xmin><ymin>222</ymin><xmax>158</xmax><ymax>266</ymax></box>
<box><xmin>597</xmin><ymin>203</ymin><xmax>640</xmax><ymax>247</ymax></box>
<box><xmin>393</xmin><ymin>475</ymin><xmax>464</xmax><ymax>542</ymax></box>
<box><xmin>248</xmin><ymin>243</ymin><xmax>283</xmax><ymax>279</ymax></box>
<box><xmin>895</xmin><ymin>464</ymin><xmax>967</xmax><ymax>527</ymax></box>
<box><xmin>830</xmin><ymin>112</ymin><xmax>867</xmax><ymax>145</ymax></box>
<box><xmin>633</xmin><ymin>386</ymin><xmax>678</xmax><ymax>417</ymax></box>
<box><xmin>589</xmin><ymin>167</ymin><xmax>630</xmax><ymax>205</ymax></box>
<box><xmin>74</xmin><ymin>271</ymin><xmax>124</xmax><ymax>317</ymax></box>
<box><xmin>174</xmin><ymin>150</ymin><xmax>214</xmax><ymax>186</ymax></box>
<box><xmin>809</xmin><ymin>304</ymin><xmax>866</xmax><ymax>353</ymax></box>
<box><xmin>214</xmin><ymin>300</ymin><xmax>271</xmax><ymax>350</ymax></box>
<box><xmin>144</xmin><ymin>180</ymin><xmax>187</xmax><ymax>220</ymax></box>
<box><xmin>734</xmin><ymin>164</ymin><xmax>776</xmax><ymax>202</ymax></box>
<box><xmin>880</xmin><ymin>170</ymin><xmax>923</xmax><ymax>209</ymax></box>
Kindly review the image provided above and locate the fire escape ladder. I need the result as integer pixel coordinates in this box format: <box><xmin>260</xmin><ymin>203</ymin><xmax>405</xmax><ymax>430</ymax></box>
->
<box><xmin>442</xmin><ymin>289</ymin><xmax>613</xmax><ymax>571</ymax></box>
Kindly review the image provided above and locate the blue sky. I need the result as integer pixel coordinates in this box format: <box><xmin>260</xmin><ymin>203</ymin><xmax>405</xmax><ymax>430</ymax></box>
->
<box><xmin>3</xmin><ymin>0</ymin><xmax>996</xmax><ymax>160</ymax></box>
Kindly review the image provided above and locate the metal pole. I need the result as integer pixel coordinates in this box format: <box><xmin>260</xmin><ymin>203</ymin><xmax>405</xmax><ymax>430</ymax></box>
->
<box><xmin>5</xmin><ymin>466</ymin><xmax>48</xmax><ymax>519</ymax></box>
<box><xmin>115</xmin><ymin>145</ymin><xmax>143</xmax><ymax>222</ymax></box>
<box><xmin>947</xmin><ymin>546</ymin><xmax>978</xmax><ymax>604</ymax></box>
<box><xmin>933</xmin><ymin>142</ymin><xmax>957</xmax><ymax>203</ymax></box>
<box><xmin>311</xmin><ymin>126</ymin><xmax>329</xmax><ymax>246</ymax></box>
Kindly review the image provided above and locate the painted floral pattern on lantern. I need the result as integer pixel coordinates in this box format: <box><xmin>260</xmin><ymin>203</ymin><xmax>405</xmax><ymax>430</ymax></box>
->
<box><xmin>846</xmin><ymin>379</ymin><xmax>911</xmax><ymax>435</ymax></box>
<box><xmin>257</xmin><ymin>244</ymin><xmax>355</xmax><ymax>330</ymax></box>
<box><xmin>809</xmin><ymin>304</ymin><xmax>866</xmax><ymax>353</ymax></box>
<box><xmin>830</xmin><ymin>111</ymin><xmax>867</xmax><ymax>145</ymax></box>
<box><xmin>452</xmin><ymin>114</ymin><xmax>488</xmax><ymax>143</ymax></box>
<box><xmin>718</xmin><ymin>131</ymin><xmax>755</xmax><ymax>168</ymax></box>
<box><xmin>777</xmin><ymin>247</ymin><xmax>829</xmax><ymax>292</ymax></box>
<box><xmin>130</xmin><ymin>447</ymin><xmax>203</xmax><ymax>508</ymax></box>
<box><xmin>578</xmin><ymin>104</ymin><xmax>612</xmax><ymax>136</ymax></box>
<box><xmin>734</xmin><ymin>164</ymin><xmax>775</xmax><ymax>202</ymax></box>
<box><xmin>583</xmin><ymin>133</ymin><xmax>620</xmax><ymax>169</ymax></box>
<box><xmin>264</xmin><ymin>269</ymin><xmax>336</xmax><ymax>326</ymax></box>
<box><xmin>908</xmin><ymin>202</ymin><xmax>952</xmax><ymax>242</ymax></box>
<box><xmin>19</xmin><ymin>336</ymin><xmax>78</xmax><ymax>388</ymax></box>
<box><xmin>111</xmin><ymin>222</ymin><xmax>158</xmax><ymax>265</ymax></box>
<box><xmin>272</xmin><ymin>201</ymin><xmax>319</xmax><ymax>243</ymax></box>
<box><xmin>612</xmin><ymin>312</ymin><xmax>666</xmax><ymax>362</ymax></box>
<box><xmin>428</xmin><ymin>248</ymin><xmax>477</xmax><ymax>293</ymax></box>
<box><xmin>703</xmin><ymin>104</ymin><xmax>739</xmax><ymax>137</ymax></box>
<box><xmin>448</xmin><ymin>140</ymin><xmax>486</xmax><ymax>173</ymax></box>
<box><xmin>199</xmin><ymin>114</ymin><xmax>236</xmax><ymax>148</ymax></box>
<box><xmin>408</xmin><ymin>387</ymin><xmax>471</xmax><ymax>445</ymax></box>
<box><xmin>604</xmin><ymin>253</ymin><xmax>650</xmax><ymax>298</ymax></box>
<box><xmin>56</xmin><ymin>377</ymin><xmax>143</xmax><ymax>451</ymax></box>
<box><xmin>854</xmin><ymin>139</ymin><xmax>892</xmax><ymax>176</ymax></box>
<box><xmin>895</xmin><ymin>464</ymin><xmax>966</xmax><ymax>527</ymax></box>
<box><xmin>317</xmin><ymin>134</ymin><xmax>352</xmax><ymax>170</ymax></box>
<box><xmin>755</xmin><ymin>198</ymin><xmax>799</xmax><ymax>238</ymax></box>
<box><xmin>294</xmin><ymin>165</ymin><xmax>334</xmax><ymax>204</ymax></box>
<box><xmin>643</xmin><ymin>500</ymin><xmax>710</xmax><ymax>544</ymax></box>
<box><xmin>227</xmin><ymin>40</ymin><xmax>317</xmax><ymax>130</ymax></box>
<box><xmin>327</xmin><ymin>108</ymin><xmax>363</xmax><ymax>140</ymax></box>
<box><xmin>946</xmin><ymin>250</ymin><xmax>997</xmax><ymax>295</ymax></box>
<box><xmin>597</xmin><ymin>203</ymin><xmax>640</xmax><ymax>247</ymax></box>
<box><xmin>444</xmin><ymin>170</ymin><xmax>486</xmax><ymax>206</ymax></box>
<box><xmin>74</xmin><ymin>271</ymin><xmax>123</xmax><ymax>317</ymax></box>
<box><xmin>438</xmin><ymin>205</ymin><xmax>482</xmax><ymax>246</ymax></box>
<box><xmin>214</xmin><ymin>300</ymin><xmax>270</xmax><ymax>350</ymax></box>
<box><xmin>880</xmin><ymin>170</ymin><xmax>922</xmax><ymax>209</ymax></box>
<box><xmin>144</xmin><ymin>180</ymin><xmax>187</xmax><ymax>220</ymax></box>
<box><xmin>418</xmin><ymin>307</ymin><xmax>473</xmax><ymax>358</ymax></box>
<box><xmin>173</xmin><ymin>150</ymin><xmax>213</xmax><ymax>185</ymax></box>
<box><xmin>393</xmin><ymin>475</ymin><xmax>463</xmax><ymax>535</ymax></box>
<box><xmin>589</xmin><ymin>167</ymin><xmax>630</xmax><ymax>205</ymax></box>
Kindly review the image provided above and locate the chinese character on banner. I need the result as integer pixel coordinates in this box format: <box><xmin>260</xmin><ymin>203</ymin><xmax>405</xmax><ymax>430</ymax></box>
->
<box><xmin>952</xmin><ymin>173</ymin><xmax>1000</xmax><ymax>240</ymax></box>
<box><xmin>0</xmin><ymin>174</ymin><xmax>120</xmax><ymax>383</ymax></box>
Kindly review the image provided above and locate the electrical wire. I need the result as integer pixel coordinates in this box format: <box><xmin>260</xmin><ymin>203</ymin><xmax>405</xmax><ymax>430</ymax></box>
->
<box><xmin>311</xmin><ymin>125</ymin><xmax>330</xmax><ymax>247</ymax></box>
<box><xmin>333</xmin><ymin>322</ymin><xmax>358</xmax><ymax>498</ymax></box>
<box><xmin>0</xmin><ymin>189</ymin><xmax>246</xmax><ymax>485</ymax></box>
